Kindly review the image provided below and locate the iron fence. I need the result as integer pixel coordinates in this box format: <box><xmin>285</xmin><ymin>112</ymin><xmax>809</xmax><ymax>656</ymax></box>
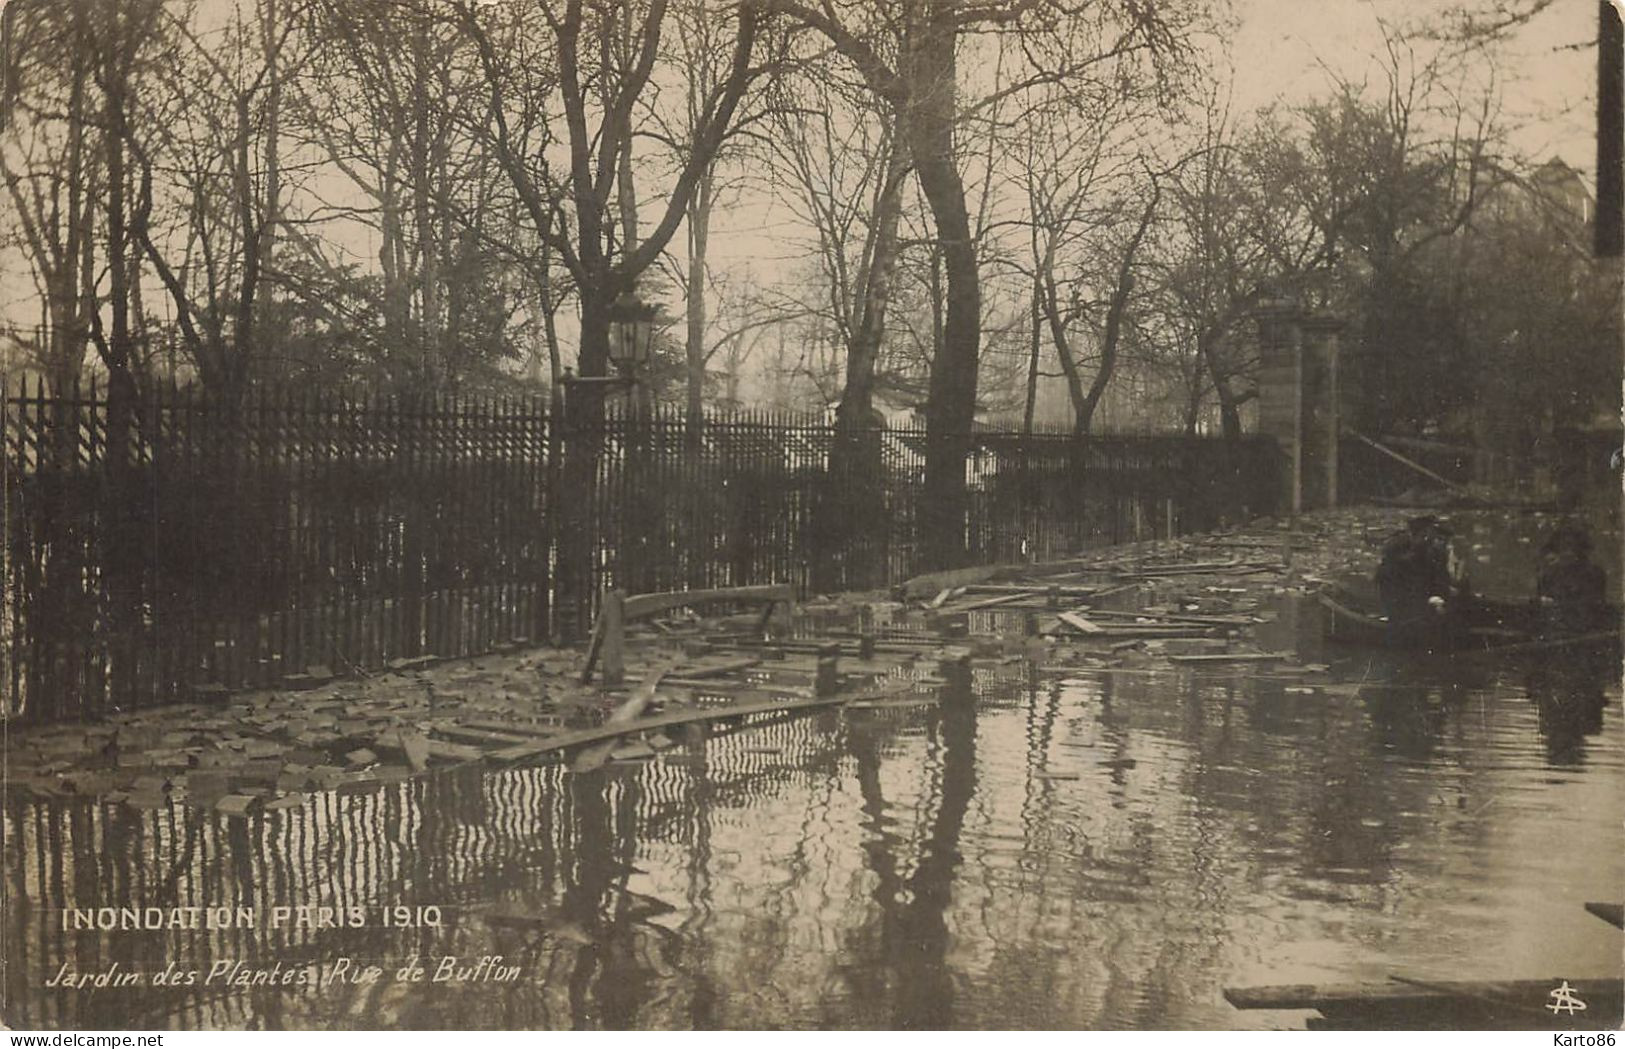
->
<box><xmin>2</xmin><ymin>379</ymin><xmax>1281</xmax><ymax>721</ymax></box>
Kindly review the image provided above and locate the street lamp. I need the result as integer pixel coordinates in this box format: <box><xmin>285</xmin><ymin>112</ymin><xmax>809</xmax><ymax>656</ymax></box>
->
<box><xmin>608</xmin><ymin>290</ymin><xmax>658</xmax><ymax>370</ymax></box>
<box><xmin>607</xmin><ymin>289</ymin><xmax>661</xmax><ymax>409</ymax></box>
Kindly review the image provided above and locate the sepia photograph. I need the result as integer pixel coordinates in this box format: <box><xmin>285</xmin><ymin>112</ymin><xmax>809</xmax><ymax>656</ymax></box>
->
<box><xmin>0</xmin><ymin>0</ymin><xmax>1620</xmax><ymax>1033</ymax></box>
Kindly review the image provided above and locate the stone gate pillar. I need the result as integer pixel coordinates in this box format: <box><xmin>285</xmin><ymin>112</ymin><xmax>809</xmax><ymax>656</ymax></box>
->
<box><xmin>1253</xmin><ymin>297</ymin><xmax>1304</xmax><ymax>515</ymax></box>
<box><xmin>1299</xmin><ymin>314</ymin><xmax>1344</xmax><ymax>510</ymax></box>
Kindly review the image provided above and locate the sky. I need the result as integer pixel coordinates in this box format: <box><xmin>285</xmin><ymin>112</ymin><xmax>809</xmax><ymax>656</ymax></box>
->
<box><xmin>0</xmin><ymin>0</ymin><xmax>1608</xmax><ymax>366</ymax></box>
<box><xmin>1229</xmin><ymin>0</ymin><xmax>1597</xmax><ymax>171</ymax></box>
<box><xmin>702</xmin><ymin>0</ymin><xmax>1604</xmax><ymax>283</ymax></box>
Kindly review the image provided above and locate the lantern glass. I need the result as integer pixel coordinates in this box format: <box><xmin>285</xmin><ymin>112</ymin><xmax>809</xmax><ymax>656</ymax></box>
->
<box><xmin>608</xmin><ymin>291</ymin><xmax>657</xmax><ymax>371</ymax></box>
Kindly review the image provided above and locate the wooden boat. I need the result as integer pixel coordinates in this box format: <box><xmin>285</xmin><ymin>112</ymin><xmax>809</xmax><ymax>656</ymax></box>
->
<box><xmin>1226</xmin><ymin>977</ymin><xmax>1623</xmax><ymax>1030</ymax></box>
<box><xmin>1230</xmin><ymin>905</ymin><xmax>1625</xmax><ymax>1029</ymax></box>
<box><xmin>1316</xmin><ymin>589</ymin><xmax>1400</xmax><ymax>646</ymax></box>
<box><xmin>1316</xmin><ymin>587</ymin><xmax>1617</xmax><ymax>655</ymax></box>
<box><xmin>1316</xmin><ymin>587</ymin><xmax>1505</xmax><ymax>651</ymax></box>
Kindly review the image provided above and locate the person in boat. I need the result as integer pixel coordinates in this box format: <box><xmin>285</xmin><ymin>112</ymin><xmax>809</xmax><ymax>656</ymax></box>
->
<box><xmin>1536</xmin><ymin>517</ymin><xmax>1609</xmax><ymax>635</ymax></box>
<box><xmin>1375</xmin><ymin>515</ymin><xmax>1469</xmax><ymax>645</ymax></box>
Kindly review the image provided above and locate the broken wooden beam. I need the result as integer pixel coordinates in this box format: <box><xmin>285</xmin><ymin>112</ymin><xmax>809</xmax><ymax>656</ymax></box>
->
<box><xmin>417</xmin><ymin>738</ymin><xmax>485</xmax><ymax>763</ymax></box>
<box><xmin>1166</xmin><ymin>651</ymin><xmax>1290</xmax><ymax>663</ymax></box>
<box><xmin>574</xmin><ymin>663</ymin><xmax>672</xmax><ymax>773</ymax></box>
<box><xmin>431</xmin><ymin>723</ymin><xmax>541</xmax><ymax>747</ymax></box>
<box><xmin>961</xmin><ymin>582</ymin><xmax>1103</xmax><ymax>599</ymax></box>
<box><xmin>672</xmin><ymin>657</ymin><xmax>762</xmax><ymax>679</ymax></box>
<box><xmin>702</xmin><ymin>636</ymin><xmax>933</xmax><ymax>657</ymax></box>
<box><xmin>622</xmin><ymin>583</ymin><xmax>794</xmax><ymax>622</ymax></box>
<box><xmin>374</xmin><ymin>729</ymin><xmax>432</xmax><ymax>772</ymax></box>
<box><xmin>492</xmin><ymin>693</ymin><xmax>852</xmax><ymax>763</ymax></box>
<box><xmin>1074</xmin><ymin>626</ymin><xmax>1218</xmax><ymax>639</ymax></box>
<box><xmin>898</xmin><ymin>563</ymin><xmax>1006</xmax><ymax>600</ymax></box>
<box><xmin>939</xmin><ymin>591</ymin><xmax>1034</xmax><ymax>613</ymax></box>
<box><xmin>456</xmin><ymin>717</ymin><xmax>564</xmax><ymax>737</ymax></box>
<box><xmin>1057</xmin><ymin>611</ymin><xmax>1105</xmax><ymax>635</ymax></box>
<box><xmin>1046</xmin><ymin>612</ymin><xmax>1218</xmax><ymax>639</ymax></box>
<box><xmin>580</xmin><ymin>589</ymin><xmax>625</xmax><ymax>685</ymax></box>
<box><xmin>1345</xmin><ymin>429</ymin><xmax>1468</xmax><ymax>493</ymax></box>
<box><xmin>1075</xmin><ymin>608</ymin><xmax>1254</xmax><ymax>627</ymax></box>
<box><xmin>583</xmin><ymin>585</ymin><xmax>794</xmax><ymax>683</ymax></box>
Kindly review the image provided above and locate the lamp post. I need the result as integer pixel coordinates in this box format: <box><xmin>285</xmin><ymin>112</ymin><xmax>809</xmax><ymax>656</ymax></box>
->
<box><xmin>608</xmin><ymin>289</ymin><xmax>660</xmax><ymax>412</ymax></box>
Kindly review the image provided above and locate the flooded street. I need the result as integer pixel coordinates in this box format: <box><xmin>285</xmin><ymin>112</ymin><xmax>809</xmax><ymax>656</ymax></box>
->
<box><xmin>5</xmin><ymin>592</ymin><xmax>1620</xmax><ymax>1030</ymax></box>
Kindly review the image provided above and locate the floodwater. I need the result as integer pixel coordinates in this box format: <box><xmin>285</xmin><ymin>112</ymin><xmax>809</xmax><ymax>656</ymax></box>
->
<box><xmin>3</xmin><ymin>602</ymin><xmax>1621</xmax><ymax>1029</ymax></box>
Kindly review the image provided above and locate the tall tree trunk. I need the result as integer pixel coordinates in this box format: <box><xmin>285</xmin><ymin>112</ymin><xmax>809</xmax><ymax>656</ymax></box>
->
<box><xmin>1022</xmin><ymin>274</ymin><xmax>1041</xmax><ymax>434</ymax></box>
<box><xmin>240</xmin><ymin>0</ymin><xmax>282</xmax><ymax>397</ymax></box>
<box><xmin>93</xmin><ymin>1</ymin><xmax>147</xmax><ymax>702</ymax></box>
<box><xmin>99</xmin><ymin>28</ymin><xmax>139</xmax><ymax>414</ymax></box>
<box><xmin>836</xmin><ymin>130</ymin><xmax>907</xmax><ymax>429</ymax></box>
<box><xmin>618</xmin><ymin>134</ymin><xmax>640</xmax><ymax>256</ymax></box>
<box><xmin>537</xmin><ymin>211</ymin><xmax>563</xmax><ymax>384</ymax></box>
<box><xmin>1076</xmin><ymin>182</ymin><xmax>1159</xmax><ymax>435</ymax></box>
<box><xmin>820</xmin><ymin>133</ymin><xmax>906</xmax><ymax>592</ymax></box>
<box><xmin>411</xmin><ymin>22</ymin><xmax>439</xmax><ymax>391</ymax></box>
<box><xmin>1199</xmin><ymin>330</ymin><xmax>1244</xmax><ymax>440</ymax></box>
<box><xmin>685</xmin><ymin>167</ymin><xmax>711</xmax><ymax>430</ymax></box>
<box><xmin>904</xmin><ymin>3</ymin><xmax>979</xmax><ymax>571</ymax></box>
<box><xmin>1040</xmin><ymin>250</ymin><xmax>1089</xmax><ymax>432</ymax></box>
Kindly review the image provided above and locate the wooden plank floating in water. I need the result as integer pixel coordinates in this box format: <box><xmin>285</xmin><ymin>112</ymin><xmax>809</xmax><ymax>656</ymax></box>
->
<box><xmin>898</xmin><ymin>563</ymin><xmax>1008</xmax><ymax>600</ymax></box>
<box><xmin>1166</xmin><ymin>651</ymin><xmax>1289</xmax><ymax>663</ymax></box>
<box><xmin>949</xmin><ymin>591</ymin><xmax>1033</xmax><ymax>617</ymax></box>
<box><xmin>419</xmin><ymin>738</ymin><xmax>486</xmax><ymax>763</ymax></box>
<box><xmin>666</xmin><ymin>657</ymin><xmax>762</xmax><ymax>679</ymax></box>
<box><xmin>431</xmin><ymin>723</ymin><xmax>539</xmax><ymax>747</ymax></box>
<box><xmin>1057</xmin><ymin>612</ymin><xmax>1105</xmax><ymax>635</ymax></box>
<box><xmin>961</xmin><ymin>582</ymin><xmax>1104</xmax><ymax>599</ymax></box>
<box><xmin>1077</xmin><ymin>607</ymin><xmax>1255</xmax><ymax>627</ymax></box>
<box><xmin>490</xmin><ymin>693</ymin><xmax>854</xmax><ymax>763</ymax></box>
<box><xmin>701</xmin><ymin>637</ymin><xmax>934</xmax><ymax>657</ymax></box>
<box><xmin>1049</xmin><ymin>622</ymin><xmax>1217</xmax><ymax>640</ymax></box>
<box><xmin>1199</xmin><ymin>536</ymin><xmax>1315</xmax><ymax>551</ymax></box>
<box><xmin>456</xmin><ymin>717</ymin><xmax>564</xmax><ymax>737</ymax></box>
<box><xmin>618</xmin><ymin>674</ymin><xmax>763</xmax><ymax>692</ymax></box>
<box><xmin>572</xmin><ymin>664</ymin><xmax>673</xmax><ymax>773</ymax></box>
<box><xmin>1112</xmin><ymin>558</ymin><xmax>1245</xmax><ymax>578</ymax></box>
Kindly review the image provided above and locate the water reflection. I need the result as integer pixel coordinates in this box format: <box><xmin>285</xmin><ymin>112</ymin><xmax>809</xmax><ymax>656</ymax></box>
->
<box><xmin>1526</xmin><ymin>652</ymin><xmax>1613</xmax><ymax>767</ymax></box>
<box><xmin>3</xmin><ymin>623</ymin><xmax>1620</xmax><ymax>1030</ymax></box>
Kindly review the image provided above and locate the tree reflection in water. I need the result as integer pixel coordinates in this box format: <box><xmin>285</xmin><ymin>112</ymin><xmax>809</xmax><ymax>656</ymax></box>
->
<box><xmin>2</xmin><ymin>637</ymin><xmax>1619</xmax><ymax>1031</ymax></box>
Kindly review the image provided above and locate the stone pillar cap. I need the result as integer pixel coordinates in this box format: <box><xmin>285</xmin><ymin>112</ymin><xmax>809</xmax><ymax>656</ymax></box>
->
<box><xmin>1252</xmin><ymin>294</ymin><xmax>1301</xmax><ymax>319</ymax></box>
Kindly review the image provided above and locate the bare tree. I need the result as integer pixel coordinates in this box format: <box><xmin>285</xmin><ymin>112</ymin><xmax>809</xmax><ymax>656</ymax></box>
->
<box><xmin>125</xmin><ymin>0</ymin><xmax>305</xmax><ymax>404</ymax></box>
<box><xmin>759</xmin><ymin>56</ymin><xmax>914</xmax><ymax>425</ymax></box>
<box><xmin>0</xmin><ymin>0</ymin><xmax>103</xmax><ymax>392</ymax></box>
<box><xmin>451</xmin><ymin>0</ymin><xmax>771</xmax><ymax>413</ymax></box>
<box><xmin>760</xmin><ymin>0</ymin><xmax>1200</xmax><ymax>568</ymax></box>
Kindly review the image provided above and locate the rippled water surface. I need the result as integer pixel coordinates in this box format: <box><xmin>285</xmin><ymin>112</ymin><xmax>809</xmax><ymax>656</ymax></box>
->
<box><xmin>4</xmin><ymin>600</ymin><xmax>1621</xmax><ymax>1030</ymax></box>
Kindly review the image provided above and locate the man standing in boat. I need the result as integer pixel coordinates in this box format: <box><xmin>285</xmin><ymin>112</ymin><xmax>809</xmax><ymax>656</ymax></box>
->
<box><xmin>1376</xmin><ymin>515</ymin><xmax>1471</xmax><ymax>646</ymax></box>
